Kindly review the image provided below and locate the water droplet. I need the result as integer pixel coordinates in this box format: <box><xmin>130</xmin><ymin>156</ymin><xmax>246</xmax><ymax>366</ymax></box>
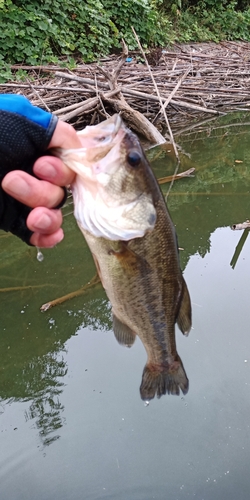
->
<box><xmin>144</xmin><ymin>401</ymin><xmax>149</xmax><ymax>407</ymax></box>
<box><xmin>36</xmin><ymin>247</ymin><xmax>44</xmax><ymax>262</ymax></box>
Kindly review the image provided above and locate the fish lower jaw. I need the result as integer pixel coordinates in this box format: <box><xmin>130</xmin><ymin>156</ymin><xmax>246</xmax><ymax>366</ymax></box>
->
<box><xmin>72</xmin><ymin>179</ymin><xmax>156</xmax><ymax>240</ymax></box>
<box><xmin>77</xmin><ymin>219</ymin><xmax>148</xmax><ymax>241</ymax></box>
<box><xmin>75</xmin><ymin>201</ymin><xmax>154</xmax><ymax>240</ymax></box>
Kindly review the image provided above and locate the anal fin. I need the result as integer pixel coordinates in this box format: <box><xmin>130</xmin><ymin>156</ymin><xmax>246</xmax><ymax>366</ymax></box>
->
<box><xmin>113</xmin><ymin>314</ymin><xmax>136</xmax><ymax>348</ymax></box>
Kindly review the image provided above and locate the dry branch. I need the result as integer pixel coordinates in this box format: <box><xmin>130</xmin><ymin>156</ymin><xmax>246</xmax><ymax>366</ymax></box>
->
<box><xmin>97</xmin><ymin>38</ymin><xmax>166</xmax><ymax>145</ymax></box>
<box><xmin>157</xmin><ymin>167</ymin><xmax>195</xmax><ymax>184</ymax></box>
<box><xmin>132</xmin><ymin>27</ymin><xmax>177</xmax><ymax>157</ymax></box>
<box><xmin>40</xmin><ymin>274</ymin><xmax>101</xmax><ymax>311</ymax></box>
<box><xmin>2</xmin><ymin>41</ymin><xmax>250</xmax><ymax>136</ymax></box>
<box><xmin>103</xmin><ymin>94</ymin><xmax>166</xmax><ymax>144</ymax></box>
<box><xmin>231</xmin><ymin>221</ymin><xmax>250</xmax><ymax>230</ymax></box>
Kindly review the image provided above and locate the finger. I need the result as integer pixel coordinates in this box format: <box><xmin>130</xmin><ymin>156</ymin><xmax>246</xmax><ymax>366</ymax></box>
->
<box><xmin>29</xmin><ymin>228</ymin><xmax>64</xmax><ymax>248</ymax></box>
<box><xmin>48</xmin><ymin>120</ymin><xmax>82</xmax><ymax>149</ymax></box>
<box><xmin>33</xmin><ymin>119</ymin><xmax>82</xmax><ymax>185</ymax></box>
<box><xmin>33</xmin><ymin>155</ymin><xmax>76</xmax><ymax>186</ymax></box>
<box><xmin>27</xmin><ymin>207</ymin><xmax>63</xmax><ymax>235</ymax></box>
<box><xmin>2</xmin><ymin>171</ymin><xmax>66</xmax><ymax>208</ymax></box>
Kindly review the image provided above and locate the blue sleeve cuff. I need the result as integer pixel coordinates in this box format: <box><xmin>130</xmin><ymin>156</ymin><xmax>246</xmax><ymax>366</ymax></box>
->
<box><xmin>0</xmin><ymin>94</ymin><xmax>53</xmax><ymax>129</ymax></box>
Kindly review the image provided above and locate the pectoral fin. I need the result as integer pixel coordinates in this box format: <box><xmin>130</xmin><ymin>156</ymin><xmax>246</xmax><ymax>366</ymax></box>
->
<box><xmin>177</xmin><ymin>277</ymin><xmax>192</xmax><ymax>336</ymax></box>
<box><xmin>113</xmin><ymin>314</ymin><xmax>136</xmax><ymax>348</ymax></box>
<box><xmin>109</xmin><ymin>243</ymin><xmax>151</xmax><ymax>274</ymax></box>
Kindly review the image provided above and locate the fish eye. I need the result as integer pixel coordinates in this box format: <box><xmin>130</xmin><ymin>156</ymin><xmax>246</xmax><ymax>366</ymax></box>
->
<box><xmin>127</xmin><ymin>151</ymin><xmax>141</xmax><ymax>168</ymax></box>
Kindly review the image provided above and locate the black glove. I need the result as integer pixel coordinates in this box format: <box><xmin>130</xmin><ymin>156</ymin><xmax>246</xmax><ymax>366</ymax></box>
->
<box><xmin>0</xmin><ymin>94</ymin><xmax>59</xmax><ymax>244</ymax></box>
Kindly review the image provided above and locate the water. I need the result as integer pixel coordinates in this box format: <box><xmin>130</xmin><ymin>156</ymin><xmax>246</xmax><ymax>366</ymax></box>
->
<box><xmin>1</xmin><ymin>112</ymin><xmax>250</xmax><ymax>499</ymax></box>
<box><xmin>36</xmin><ymin>247</ymin><xmax>44</xmax><ymax>262</ymax></box>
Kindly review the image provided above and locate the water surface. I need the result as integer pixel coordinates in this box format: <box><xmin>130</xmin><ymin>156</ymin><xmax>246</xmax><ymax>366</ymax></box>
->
<box><xmin>1</xmin><ymin>112</ymin><xmax>250</xmax><ymax>500</ymax></box>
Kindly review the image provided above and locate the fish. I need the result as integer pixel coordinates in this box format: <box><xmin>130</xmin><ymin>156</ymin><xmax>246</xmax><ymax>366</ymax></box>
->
<box><xmin>55</xmin><ymin>114</ymin><xmax>192</xmax><ymax>400</ymax></box>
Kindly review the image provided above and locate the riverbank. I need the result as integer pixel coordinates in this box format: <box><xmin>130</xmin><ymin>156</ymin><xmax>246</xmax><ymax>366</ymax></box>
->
<box><xmin>1</xmin><ymin>41</ymin><xmax>250</xmax><ymax>140</ymax></box>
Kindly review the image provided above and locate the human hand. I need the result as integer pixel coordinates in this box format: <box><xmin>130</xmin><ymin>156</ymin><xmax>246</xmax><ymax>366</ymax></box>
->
<box><xmin>2</xmin><ymin>120</ymin><xmax>82</xmax><ymax>247</ymax></box>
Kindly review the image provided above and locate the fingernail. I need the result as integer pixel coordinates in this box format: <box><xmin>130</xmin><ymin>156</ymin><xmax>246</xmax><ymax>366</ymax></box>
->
<box><xmin>56</xmin><ymin>229</ymin><xmax>64</xmax><ymax>244</ymax></box>
<box><xmin>3</xmin><ymin>176</ymin><xmax>30</xmax><ymax>197</ymax></box>
<box><xmin>34</xmin><ymin>161</ymin><xmax>57</xmax><ymax>179</ymax></box>
<box><xmin>45</xmin><ymin>230</ymin><xmax>64</xmax><ymax>248</ymax></box>
<box><xmin>33</xmin><ymin>213</ymin><xmax>52</xmax><ymax>231</ymax></box>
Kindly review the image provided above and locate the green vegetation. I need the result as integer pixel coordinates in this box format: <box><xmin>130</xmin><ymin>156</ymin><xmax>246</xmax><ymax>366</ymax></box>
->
<box><xmin>167</xmin><ymin>0</ymin><xmax>250</xmax><ymax>43</ymax></box>
<box><xmin>0</xmin><ymin>0</ymin><xmax>250</xmax><ymax>80</ymax></box>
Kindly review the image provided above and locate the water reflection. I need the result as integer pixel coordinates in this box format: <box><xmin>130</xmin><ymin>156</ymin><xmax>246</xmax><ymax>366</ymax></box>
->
<box><xmin>24</xmin><ymin>352</ymin><xmax>67</xmax><ymax>447</ymax></box>
<box><xmin>230</xmin><ymin>229</ymin><xmax>249</xmax><ymax>269</ymax></box>
<box><xmin>0</xmin><ymin>288</ymin><xmax>112</xmax><ymax>445</ymax></box>
<box><xmin>0</xmin><ymin>111</ymin><xmax>250</xmax><ymax>466</ymax></box>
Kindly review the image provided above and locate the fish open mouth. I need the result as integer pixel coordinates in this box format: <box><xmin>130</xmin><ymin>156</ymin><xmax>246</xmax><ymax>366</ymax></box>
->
<box><xmin>69</xmin><ymin>114</ymin><xmax>122</xmax><ymax>153</ymax></box>
<box><xmin>54</xmin><ymin>114</ymin><xmax>157</xmax><ymax>240</ymax></box>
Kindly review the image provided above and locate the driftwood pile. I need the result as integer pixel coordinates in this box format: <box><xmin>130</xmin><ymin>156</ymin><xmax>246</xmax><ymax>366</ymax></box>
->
<box><xmin>1</xmin><ymin>40</ymin><xmax>250</xmax><ymax>145</ymax></box>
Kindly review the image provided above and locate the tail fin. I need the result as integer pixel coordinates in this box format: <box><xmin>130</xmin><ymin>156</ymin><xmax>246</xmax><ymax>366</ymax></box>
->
<box><xmin>140</xmin><ymin>356</ymin><xmax>189</xmax><ymax>400</ymax></box>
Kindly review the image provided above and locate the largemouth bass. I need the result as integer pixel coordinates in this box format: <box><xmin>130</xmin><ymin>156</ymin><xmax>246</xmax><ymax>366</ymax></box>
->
<box><xmin>56</xmin><ymin>115</ymin><xmax>192</xmax><ymax>400</ymax></box>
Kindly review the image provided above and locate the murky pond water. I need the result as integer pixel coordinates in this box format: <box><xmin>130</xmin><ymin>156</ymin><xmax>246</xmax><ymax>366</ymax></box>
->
<box><xmin>1</xmin><ymin>112</ymin><xmax>250</xmax><ymax>500</ymax></box>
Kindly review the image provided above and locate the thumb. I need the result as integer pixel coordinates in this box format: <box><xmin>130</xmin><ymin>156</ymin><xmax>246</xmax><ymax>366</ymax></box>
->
<box><xmin>48</xmin><ymin>120</ymin><xmax>82</xmax><ymax>150</ymax></box>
